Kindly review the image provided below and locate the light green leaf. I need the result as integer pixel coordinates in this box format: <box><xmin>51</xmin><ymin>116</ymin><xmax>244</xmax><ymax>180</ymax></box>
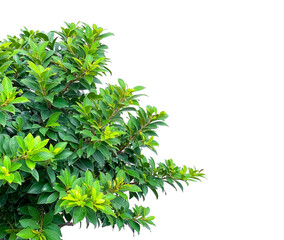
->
<box><xmin>2</xmin><ymin>77</ymin><xmax>12</xmax><ymax>96</ymax></box>
<box><xmin>10</xmin><ymin>97</ymin><xmax>29</xmax><ymax>104</ymax></box>
<box><xmin>26</xmin><ymin>159</ymin><xmax>36</xmax><ymax>170</ymax></box>
<box><xmin>16</xmin><ymin>136</ymin><xmax>26</xmax><ymax>151</ymax></box>
<box><xmin>46</xmin><ymin>112</ymin><xmax>61</xmax><ymax>127</ymax></box>
<box><xmin>17</xmin><ymin>229</ymin><xmax>36</xmax><ymax>239</ymax></box>
<box><xmin>25</xmin><ymin>133</ymin><xmax>34</xmax><ymax>151</ymax></box>
<box><xmin>120</xmin><ymin>184</ymin><xmax>142</xmax><ymax>192</ymax></box>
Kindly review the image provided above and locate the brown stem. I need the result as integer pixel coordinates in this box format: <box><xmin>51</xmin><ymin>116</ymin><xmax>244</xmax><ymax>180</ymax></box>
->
<box><xmin>40</xmin><ymin>209</ymin><xmax>44</xmax><ymax>233</ymax></box>
<box><xmin>61</xmin><ymin>73</ymin><xmax>85</xmax><ymax>95</ymax></box>
<box><xmin>117</xmin><ymin>118</ymin><xmax>153</xmax><ymax>154</ymax></box>
<box><xmin>59</xmin><ymin>222</ymin><xmax>74</xmax><ymax>228</ymax></box>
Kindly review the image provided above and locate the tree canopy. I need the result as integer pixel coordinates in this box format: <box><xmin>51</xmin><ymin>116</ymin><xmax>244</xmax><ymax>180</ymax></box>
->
<box><xmin>0</xmin><ymin>22</ymin><xmax>205</xmax><ymax>240</ymax></box>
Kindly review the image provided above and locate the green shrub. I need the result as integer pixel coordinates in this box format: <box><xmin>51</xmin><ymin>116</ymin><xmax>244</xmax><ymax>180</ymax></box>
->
<box><xmin>0</xmin><ymin>22</ymin><xmax>205</xmax><ymax>240</ymax></box>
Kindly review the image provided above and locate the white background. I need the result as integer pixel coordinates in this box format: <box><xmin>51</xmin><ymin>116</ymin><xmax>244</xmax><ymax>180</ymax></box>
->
<box><xmin>1</xmin><ymin>0</ymin><xmax>284</xmax><ymax>239</ymax></box>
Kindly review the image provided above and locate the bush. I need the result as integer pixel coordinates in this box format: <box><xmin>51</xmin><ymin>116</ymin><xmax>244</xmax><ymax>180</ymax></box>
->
<box><xmin>0</xmin><ymin>22</ymin><xmax>205</xmax><ymax>240</ymax></box>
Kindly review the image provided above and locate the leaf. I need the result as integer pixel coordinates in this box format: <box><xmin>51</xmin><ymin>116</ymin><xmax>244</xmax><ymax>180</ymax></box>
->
<box><xmin>2</xmin><ymin>77</ymin><xmax>12</xmax><ymax>96</ymax></box>
<box><xmin>17</xmin><ymin>229</ymin><xmax>36</xmax><ymax>239</ymax></box>
<box><xmin>52</xmin><ymin>98</ymin><xmax>68</xmax><ymax>108</ymax></box>
<box><xmin>98</xmin><ymin>32</ymin><xmax>114</xmax><ymax>40</ymax></box>
<box><xmin>46</xmin><ymin>112</ymin><xmax>61</xmax><ymax>127</ymax></box>
<box><xmin>37</xmin><ymin>192</ymin><xmax>50</xmax><ymax>204</ymax></box>
<box><xmin>0</xmin><ymin>227</ymin><xmax>7</xmax><ymax>238</ymax></box>
<box><xmin>54</xmin><ymin>149</ymin><xmax>73</xmax><ymax>160</ymax></box>
<box><xmin>58</xmin><ymin>132</ymin><xmax>78</xmax><ymax>144</ymax></box>
<box><xmin>73</xmin><ymin>207</ymin><xmax>86</xmax><ymax>224</ymax></box>
<box><xmin>97</xmin><ymin>144</ymin><xmax>110</xmax><ymax>159</ymax></box>
<box><xmin>10</xmin><ymin>97</ymin><xmax>29</xmax><ymax>104</ymax></box>
<box><xmin>45</xmin><ymin>192</ymin><xmax>59</xmax><ymax>204</ymax></box>
<box><xmin>1</xmin><ymin>105</ymin><xmax>15</xmax><ymax>114</ymax></box>
<box><xmin>43</xmin><ymin>229</ymin><xmax>61</xmax><ymax>240</ymax></box>
<box><xmin>86</xmin><ymin>208</ymin><xmax>98</xmax><ymax>227</ymax></box>
<box><xmin>47</xmin><ymin>167</ymin><xmax>56</xmax><ymax>183</ymax></box>
<box><xmin>128</xmin><ymin>220</ymin><xmax>140</xmax><ymax>234</ymax></box>
<box><xmin>3</xmin><ymin>156</ymin><xmax>11</xmax><ymax>169</ymax></box>
<box><xmin>125</xmin><ymin>169</ymin><xmax>140</xmax><ymax>179</ymax></box>
<box><xmin>28</xmin><ymin>181</ymin><xmax>45</xmax><ymax>194</ymax></box>
<box><xmin>16</xmin><ymin>136</ymin><xmax>26</xmax><ymax>151</ymax></box>
<box><xmin>100</xmin><ymin>205</ymin><xmax>116</xmax><ymax>217</ymax></box>
<box><xmin>118</xmin><ymin>79</ymin><xmax>126</xmax><ymax>89</ymax></box>
<box><xmin>28</xmin><ymin>206</ymin><xmax>40</xmax><ymax>220</ymax></box>
<box><xmin>39</xmin><ymin>127</ymin><xmax>48</xmax><ymax>136</ymax></box>
<box><xmin>10</xmin><ymin>162</ymin><xmax>22</xmax><ymax>172</ymax></box>
<box><xmin>84</xmin><ymin>75</ymin><xmax>93</xmax><ymax>85</ymax></box>
<box><xmin>0</xmin><ymin>112</ymin><xmax>6</xmax><ymax>126</ymax></box>
<box><xmin>133</xmin><ymin>86</ymin><xmax>145</xmax><ymax>92</ymax></box>
<box><xmin>87</xmin><ymin>144</ymin><xmax>96</xmax><ymax>158</ymax></box>
<box><xmin>0</xmin><ymin>61</ymin><xmax>12</xmax><ymax>74</ymax></box>
<box><xmin>85</xmin><ymin>170</ymin><xmax>93</xmax><ymax>186</ymax></box>
<box><xmin>120</xmin><ymin>184</ymin><xmax>142</xmax><ymax>192</ymax></box>
<box><xmin>26</xmin><ymin>159</ymin><xmax>36</xmax><ymax>170</ymax></box>
<box><xmin>43</xmin><ymin>210</ymin><xmax>54</xmax><ymax>226</ymax></box>
<box><xmin>116</xmin><ymin>169</ymin><xmax>125</xmax><ymax>181</ymax></box>
<box><xmin>19</xmin><ymin>219</ymin><xmax>40</xmax><ymax>229</ymax></box>
<box><xmin>25</xmin><ymin>133</ymin><xmax>34</xmax><ymax>151</ymax></box>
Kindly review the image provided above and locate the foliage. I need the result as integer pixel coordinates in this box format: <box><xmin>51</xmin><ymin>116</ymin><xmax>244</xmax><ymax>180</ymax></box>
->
<box><xmin>0</xmin><ymin>22</ymin><xmax>205</xmax><ymax>240</ymax></box>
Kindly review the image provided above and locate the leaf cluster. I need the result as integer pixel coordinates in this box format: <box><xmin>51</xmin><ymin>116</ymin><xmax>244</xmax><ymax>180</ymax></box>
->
<box><xmin>0</xmin><ymin>22</ymin><xmax>205</xmax><ymax>240</ymax></box>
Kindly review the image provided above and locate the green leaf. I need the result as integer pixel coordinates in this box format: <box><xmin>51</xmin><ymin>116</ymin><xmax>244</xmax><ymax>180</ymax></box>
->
<box><xmin>45</xmin><ymin>192</ymin><xmax>59</xmax><ymax>204</ymax></box>
<box><xmin>1</xmin><ymin>105</ymin><xmax>15</xmax><ymax>114</ymax></box>
<box><xmin>52</xmin><ymin>98</ymin><xmax>68</xmax><ymax>108</ymax></box>
<box><xmin>85</xmin><ymin>75</ymin><xmax>93</xmax><ymax>85</ymax></box>
<box><xmin>19</xmin><ymin>219</ymin><xmax>40</xmax><ymax>229</ymax></box>
<box><xmin>118</xmin><ymin>79</ymin><xmax>126</xmax><ymax>89</ymax></box>
<box><xmin>125</xmin><ymin>169</ymin><xmax>140</xmax><ymax>179</ymax></box>
<box><xmin>54</xmin><ymin>149</ymin><xmax>73</xmax><ymax>160</ymax></box>
<box><xmin>0</xmin><ymin>112</ymin><xmax>6</xmax><ymax>126</ymax></box>
<box><xmin>43</xmin><ymin>229</ymin><xmax>61</xmax><ymax>240</ymax></box>
<box><xmin>0</xmin><ymin>227</ymin><xmax>7</xmax><ymax>238</ymax></box>
<box><xmin>3</xmin><ymin>156</ymin><xmax>11</xmax><ymax>169</ymax></box>
<box><xmin>43</xmin><ymin>211</ymin><xmax>54</xmax><ymax>226</ymax></box>
<box><xmin>85</xmin><ymin>170</ymin><xmax>93</xmax><ymax>186</ymax></box>
<box><xmin>58</xmin><ymin>132</ymin><xmax>78</xmax><ymax>144</ymax></box>
<box><xmin>47</xmin><ymin>167</ymin><xmax>56</xmax><ymax>183</ymax></box>
<box><xmin>37</xmin><ymin>192</ymin><xmax>50</xmax><ymax>204</ymax></box>
<box><xmin>10</xmin><ymin>97</ymin><xmax>29</xmax><ymax>104</ymax></box>
<box><xmin>133</xmin><ymin>86</ymin><xmax>145</xmax><ymax>92</ymax></box>
<box><xmin>28</xmin><ymin>181</ymin><xmax>45</xmax><ymax>194</ymax></box>
<box><xmin>120</xmin><ymin>184</ymin><xmax>142</xmax><ymax>192</ymax></box>
<box><xmin>25</xmin><ymin>133</ymin><xmax>34</xmax><ymax>151</ymax></box>
<box><xmin>2</xmin><ymin>77</ymin><xmax>12</xmax><ymax>96</ymax></box>
<box><xmin>16</xmin><ymin>136</ymin><xmax>26</xmax><ymax>151</ymax></box>
<box><xmin>87</xmin><ymin>144</ymin><xmax>96</xmax><ymax>158</ymax></box>
<box><xmin>26</xmin><ymin>159</ymin><xmax>36</xmax><ymax>170</ymax></box>
<box><xmin>17</xmin><ymin>229</ymin><xmax>36</xmax><ymax>239</ymax></box>
<box><xmin>39</xmin><ymin>127</ymin><xmax>48</xmax><ymax>136</ymax></box>
<box><xmin>73</xmin><ymin>207</ymin><xmax>86</xmax><ymax>224</ymax></box>
<box><xmin>46</xmin><ymin>112</ymin><xmax>61</xmax><ymax>127</ymax></box>
<box><xmin>128</xmin><ymin>220</ymin><xmax>140</xmax><ymax>234</ymax></box>
<box><xmin>100</xmin><ymin>205</ymin><xmax>116</xmax><ymax>217</ymax></box>
<box><xmin>10</xmin><ymin>162</ymin><xmax>22</xmax><ymax>172</ymax></box>
<box><xmin>86</xmin><ymin>208</ymin><xmax>98</xmax><ymax>227</ymax></box>
<box><xmin>28</xmin><ymin>206</ymin><xmax>40</xmax><ymax>220</ymax></box>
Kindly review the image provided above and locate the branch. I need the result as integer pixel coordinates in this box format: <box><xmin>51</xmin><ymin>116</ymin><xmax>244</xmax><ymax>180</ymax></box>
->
<box><xmin>61</xmin><ymin>73</ymin><xmax>85</xmax><ymax>95</ymax></box>
<box><xmin>59</xmin><ymin>222</ymin><xmax>74</xmax><ymax>228</ymax></box>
